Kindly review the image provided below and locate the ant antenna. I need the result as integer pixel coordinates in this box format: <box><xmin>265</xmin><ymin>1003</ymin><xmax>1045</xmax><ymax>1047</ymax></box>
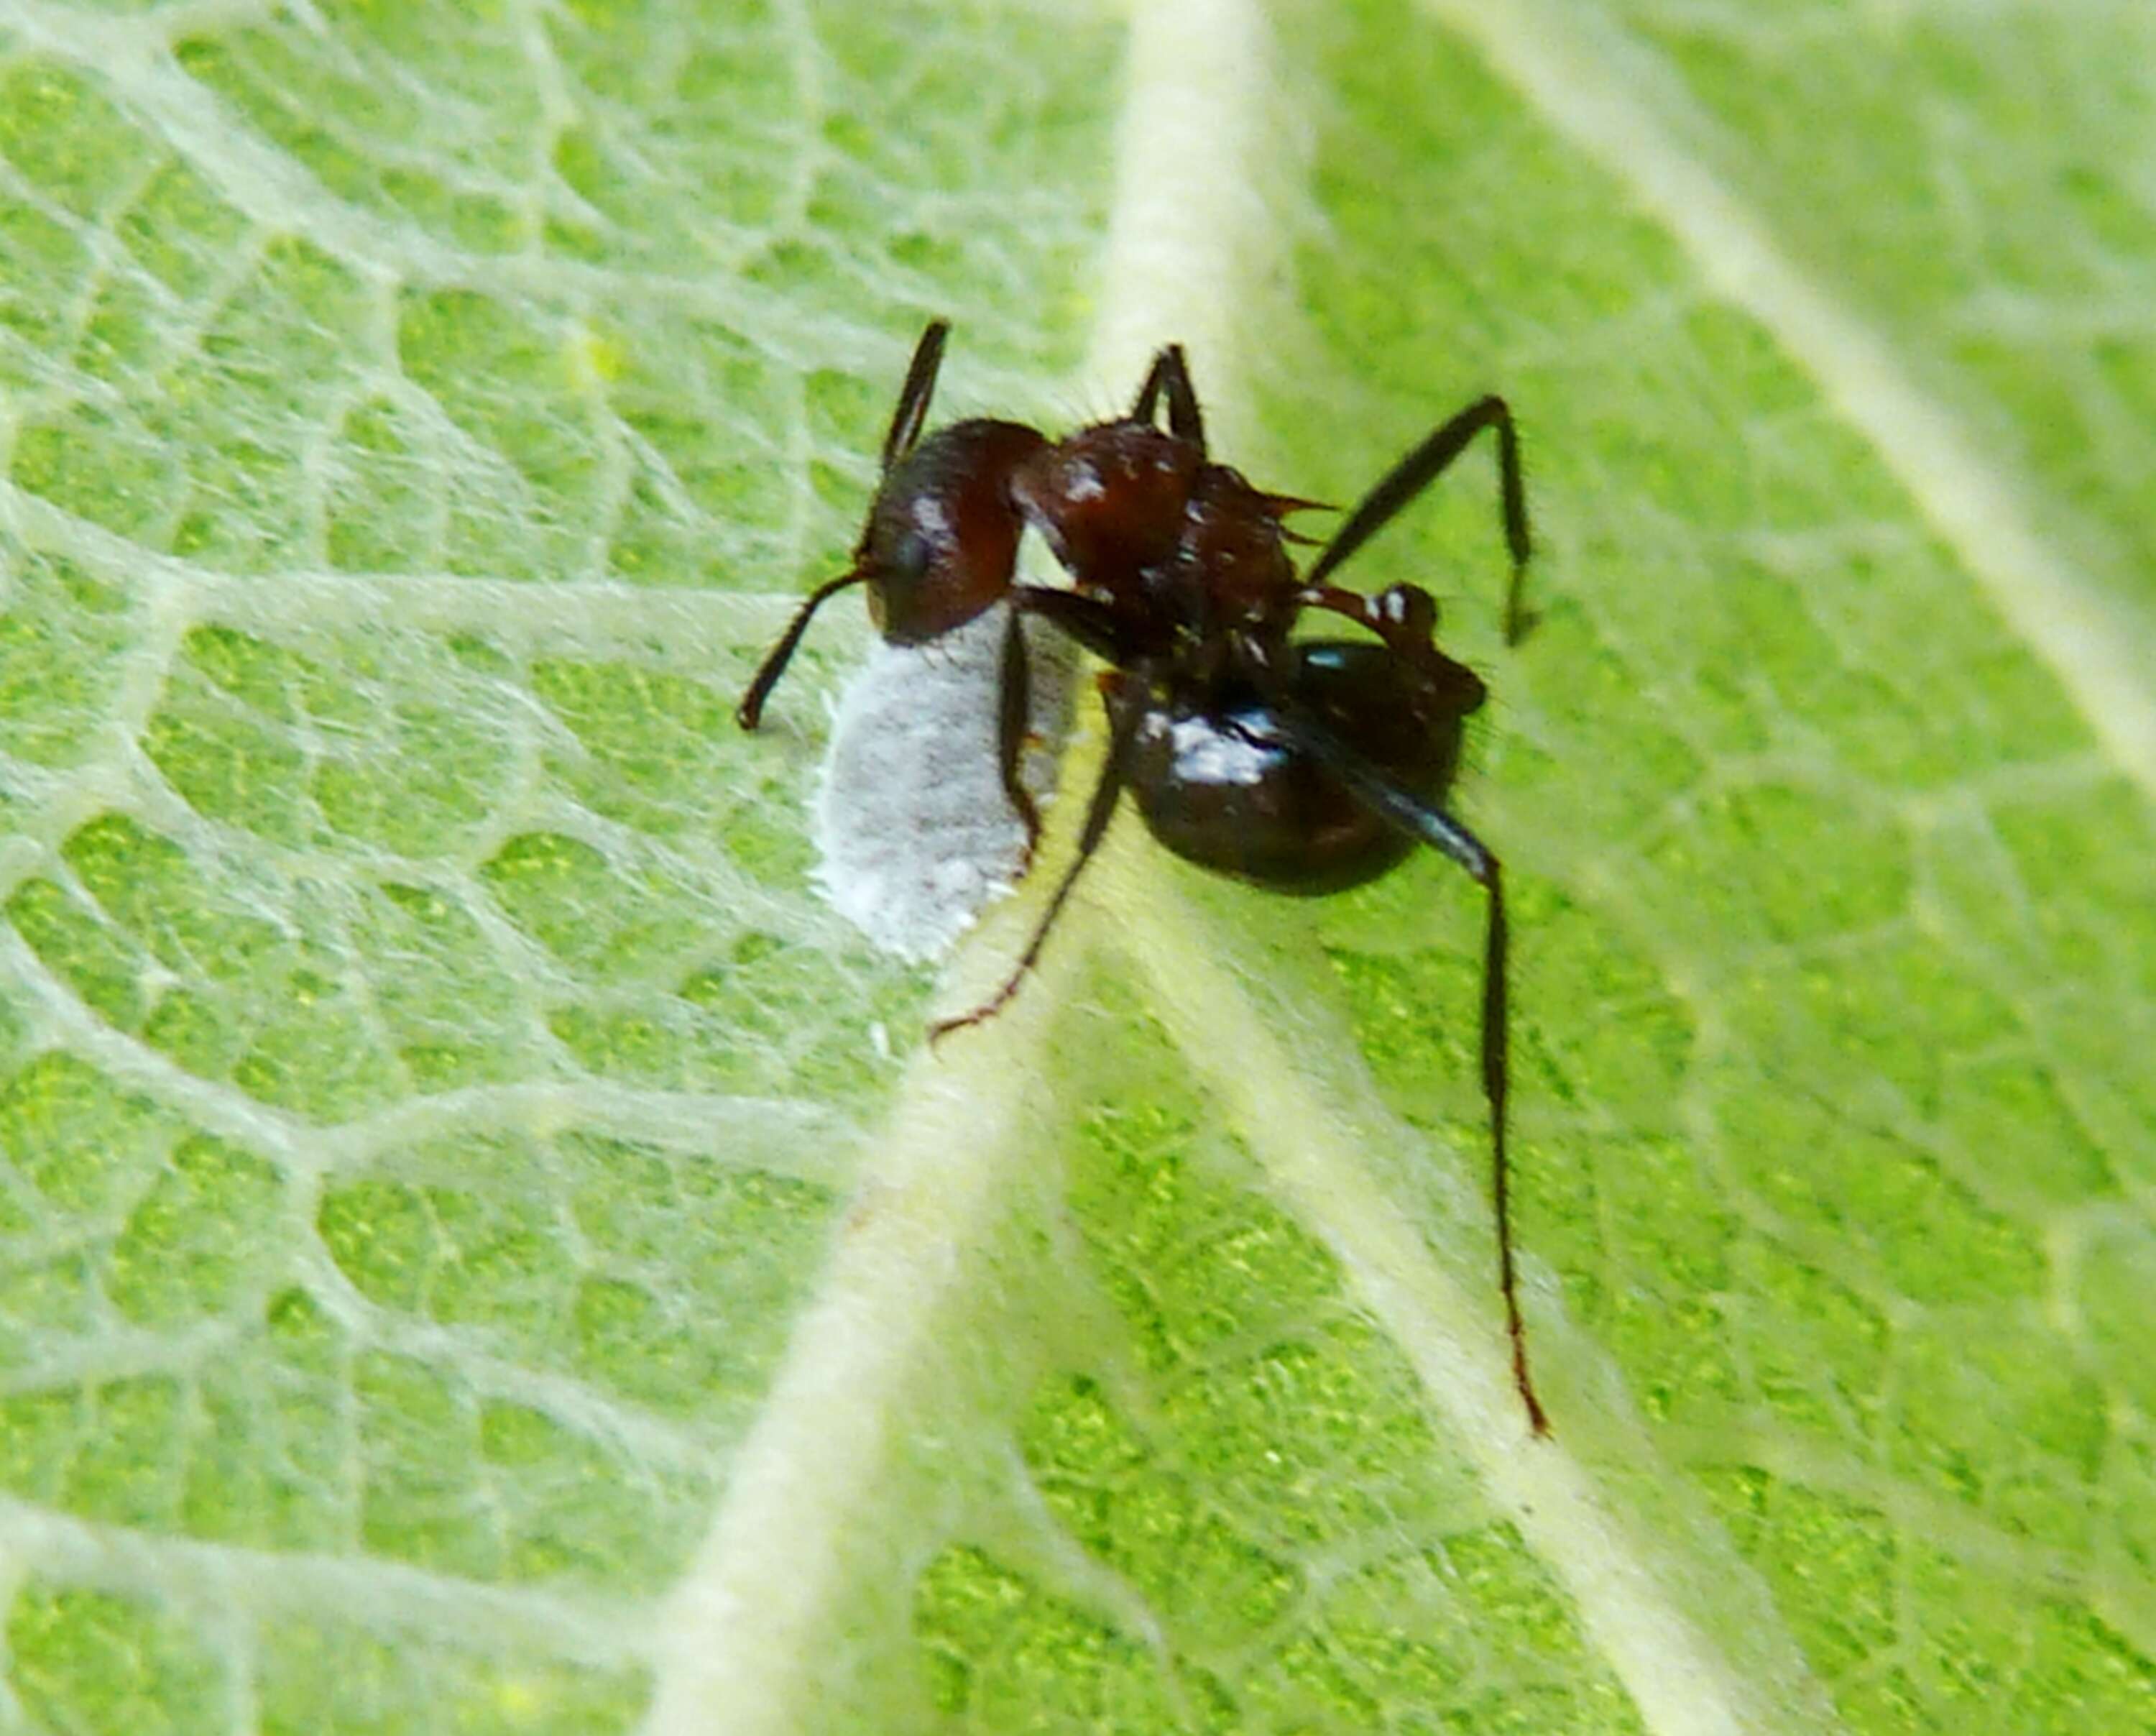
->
<box><xmin>736</xmin><ymin>569</ymin><xmax>868</xmax><ymax>730</ymax></box>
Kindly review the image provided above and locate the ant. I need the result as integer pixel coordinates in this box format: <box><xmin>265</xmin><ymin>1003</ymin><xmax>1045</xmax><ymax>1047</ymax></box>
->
<box><xmin>737</xmin><ymin>323</ymin><xmax>1547</xmax><ymax>1434</ymax></box>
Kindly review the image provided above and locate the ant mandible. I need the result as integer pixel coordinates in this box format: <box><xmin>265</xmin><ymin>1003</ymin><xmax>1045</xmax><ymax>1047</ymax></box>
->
<box><xmin>737</xmin><ymin>323</ymin><xmax>1547</xmax><ymax>1435</ymax></box>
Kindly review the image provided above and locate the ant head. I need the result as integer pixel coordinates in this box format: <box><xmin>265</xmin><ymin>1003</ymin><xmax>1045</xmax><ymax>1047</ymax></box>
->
<box><xmin>1011</xmin><ymin>422</ymin><xmax>1202</xmax><ymax>587</ymax></box>
<box><xmin>858</xmin><ymin>418</ymin><xmax>1047</xmax><ymax>645</ymax></box>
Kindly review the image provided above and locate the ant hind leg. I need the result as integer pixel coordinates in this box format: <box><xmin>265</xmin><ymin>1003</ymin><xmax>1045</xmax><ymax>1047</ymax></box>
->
<box><xmin>1266</xmin><ymin>705</ymin><xmax>1550</xmax><ymax>1436</ymax></box>
<box><xmin>1304</xmin><ymin>395</ymin><xmax>1534</xmax><ymax>646</ymax></box>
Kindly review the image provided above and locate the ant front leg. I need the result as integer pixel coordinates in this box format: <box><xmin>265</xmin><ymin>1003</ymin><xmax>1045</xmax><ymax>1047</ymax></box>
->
<box><xmin>1130</xmin><ymin>344</ymin><xmax>1207</xmax><ymax>451</ymax></box>
<box><xmin>930</xmin><ymin>676</ymin><xmax>1136</xmax><ymax>1044</ymax></box>
<box><xmin>1304</xmin><ymin>395</ymin><xmax>1534</xmax><ymax>646</ymax></box>
<box><xmin>1267</xmin><ymin>706</ymin><xmax>1549</xmax><ymax>1436</ymax></box>
<box><xmin>996</xmin><ymin>607</ymin><xmax>1042</xmax><ymax>863</ymax></box>
<box><xmin>998</xmin><ymin>582</ymin><xmax>1148</xmax><ymax>865</ymax></box>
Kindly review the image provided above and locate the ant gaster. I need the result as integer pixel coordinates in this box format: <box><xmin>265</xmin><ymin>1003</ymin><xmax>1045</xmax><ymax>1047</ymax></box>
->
<box><xmin>738</xmin><ymin>323</ymin><xmax>1547</xmax><ymax>1435</ymax></box>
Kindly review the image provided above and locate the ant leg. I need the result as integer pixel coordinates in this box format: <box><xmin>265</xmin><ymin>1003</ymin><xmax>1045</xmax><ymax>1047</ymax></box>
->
<box><xmin>1291</xmin><ymin>585</ymin><xmax>1488</xmax><ymax>709</ymax></box>
<box><xmin>736</xmin><ymin>570</ymin><xmax>867</xmax><ymax>729</ymax></box>
<box><xmin>1130</xmin><ymin>344</ymin><xmax>1206</xmax><ymax>450</ymax></box>
<box><xmin>1295</xmin><ymin>580</ymin><xmax>1439</xmax><ymax>656</ymax></box>
<box><xmin>1303</xmin><ymin>395</ymin><xmax>1534</xmax><ymax>646</ymax></box>
<box><xmin>879</xmin><ymin>320</ymin><xmax>951</xmax><ymax>474</ymax></box>
<box><xmin>1011</xmin><ymin>582</ymin><xmax>1128</xmax><ymax>664</ymax></box>
<box><xmin>929</xmin><ymin>686</ymin><xmax>1134</xmax><ymax>1044</ymax></box>
<box><xmin>1266</xmin><ymin>708</ymin><xmax>1549</xmax><ymax>1436</ymax></box>
<box><xmin>1434</xmin><ymin>827</ymin><xmax>1547</xmax><ymax>1436</ymax></box>
<box><xmin>996</xmin><ymin>607</ymin><xmax>1042</xmax><ymax>862</ymax></box>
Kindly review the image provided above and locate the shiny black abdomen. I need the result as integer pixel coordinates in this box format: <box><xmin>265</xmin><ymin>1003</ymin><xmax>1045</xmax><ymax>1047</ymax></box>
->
<box><xmin>1118</xmin><ymin>641</ymin><xmax>1468</xmax><ymax>894</ymax></box>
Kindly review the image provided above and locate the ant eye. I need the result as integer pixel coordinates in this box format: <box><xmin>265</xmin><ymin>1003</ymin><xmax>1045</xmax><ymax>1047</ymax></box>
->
<box><xmin>884</xmin><ymin>528</ymin><xmax>933</xmax><ymax>584</ymax></box>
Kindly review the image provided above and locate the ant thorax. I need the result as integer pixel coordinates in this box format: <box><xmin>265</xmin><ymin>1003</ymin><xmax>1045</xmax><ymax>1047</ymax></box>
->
<box><xmin>1010</xmin><ymin>422</ymin><xmax>1197</xmax><ymax>582</ymax></box>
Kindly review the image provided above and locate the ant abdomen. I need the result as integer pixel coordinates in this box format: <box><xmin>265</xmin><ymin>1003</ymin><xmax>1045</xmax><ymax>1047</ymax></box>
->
<box><xmin>1109</xmin><ymin>643</ymin><xmax>1464</xmax><ymax>896</ymax></box>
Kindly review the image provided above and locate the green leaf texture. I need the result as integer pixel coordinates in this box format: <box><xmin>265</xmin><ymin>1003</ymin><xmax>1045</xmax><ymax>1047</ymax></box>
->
<box><xmin>0</xmin><ymin>1</ymin><xmax>2150</xmax><ymax>1731</ymax></box>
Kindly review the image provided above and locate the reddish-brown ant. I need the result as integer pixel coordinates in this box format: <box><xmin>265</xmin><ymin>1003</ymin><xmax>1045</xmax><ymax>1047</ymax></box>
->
<box><xmin>738</xmin><ymin>324</ymin><xmax>1547</xmax><ymax>1434</ymax></box>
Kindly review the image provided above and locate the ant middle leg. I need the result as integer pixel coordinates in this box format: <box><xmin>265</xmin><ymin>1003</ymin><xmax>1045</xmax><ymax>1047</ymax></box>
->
<box><xmin>1303</xmin><ymin>395</ymin><xmax>1534</xmax><ymax>646</ymax></box>
<box><xmin>1130</xmin><ymin>344</ymin><xmax>1206</xmax><ymax>449</ymax></box>
<box><xmin>930</xmin><ymin>680</ymin><xmax>1135</xmax><ymax>1044</ymax></box>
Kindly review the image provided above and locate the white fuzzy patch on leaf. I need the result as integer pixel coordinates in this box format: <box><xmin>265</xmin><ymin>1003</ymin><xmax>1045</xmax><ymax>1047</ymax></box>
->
<box><xmin>813</xmin><ymin>602</ymin><xmax>1074</xmax><ymax>959</ymax></box>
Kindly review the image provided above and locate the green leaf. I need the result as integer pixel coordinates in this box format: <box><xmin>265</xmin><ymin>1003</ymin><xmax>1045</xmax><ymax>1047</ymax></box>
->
<box><xmin>0</xmin><ymin>1</ymin><xmax>2150</xmax><ymax>1732</ymax></box>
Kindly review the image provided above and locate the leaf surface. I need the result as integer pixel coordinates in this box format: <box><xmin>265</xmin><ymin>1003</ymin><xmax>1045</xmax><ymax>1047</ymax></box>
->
<box><xmin>0</xmin><ymin>1</ymin><xmax>2150</xmax><ymax>1732</ymax></box>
